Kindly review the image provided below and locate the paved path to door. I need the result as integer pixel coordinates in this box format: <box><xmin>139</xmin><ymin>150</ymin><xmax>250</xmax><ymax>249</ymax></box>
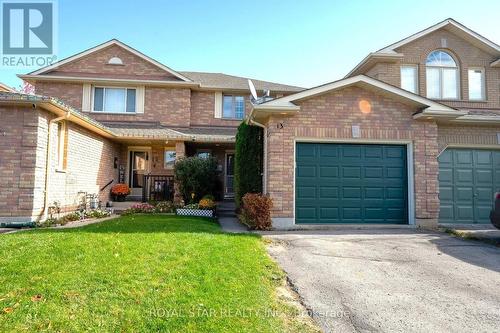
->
<box><xmin>262</xmin><ymin>228</ymin><xmax>500</xmax><ymax>333</ymax></box>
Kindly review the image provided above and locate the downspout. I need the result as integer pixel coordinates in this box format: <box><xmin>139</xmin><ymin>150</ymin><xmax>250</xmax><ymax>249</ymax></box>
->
<box><xmin>39</xmin><ymin>110</ymin><xmax>71</xmax><ymax>221</ymax></box>
<box><xmin>248</xmin><ymin>119</ymin><xmax>268</xmax><ymax>195</ymax></box>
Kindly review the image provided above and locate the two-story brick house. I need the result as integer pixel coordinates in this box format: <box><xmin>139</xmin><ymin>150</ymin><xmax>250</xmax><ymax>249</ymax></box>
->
<box><xmin>1</xmin><ymin>18</ymin><xmax>499</xmax><ymax>229</ymax></box>
<box><xmin>0</xmin><ymin>39</ymin><xmax>301</xmax><ymax>225</ymax></box>
<box><xmin>249</xmin><ymin>18</ymin><xmax>500</xmax><ymax>229</ymax></box>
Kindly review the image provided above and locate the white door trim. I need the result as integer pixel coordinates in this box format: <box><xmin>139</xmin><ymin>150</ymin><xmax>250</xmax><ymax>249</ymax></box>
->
<box><xmin>293</xmin><ymin>138</ymin><xmax>415</xmax><ymax>225</ymax></box>
<box><xmin>126</xmin><ymin>147</ymin><xmax>152</xmax><ymax>197</ymax></box>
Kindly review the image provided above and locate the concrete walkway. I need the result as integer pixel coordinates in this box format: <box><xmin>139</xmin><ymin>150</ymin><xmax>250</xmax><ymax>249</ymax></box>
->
<box><xmin>217</xmin><ymin>201</ymin><xmax>249</xmax><ymax>233</ymax></box>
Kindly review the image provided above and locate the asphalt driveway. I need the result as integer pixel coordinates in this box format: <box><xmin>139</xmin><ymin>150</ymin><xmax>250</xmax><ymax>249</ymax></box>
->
<box><xmin>263</xmin><ymin>229</ymin><xmax>500</xmax><ymax>333</ymax></box>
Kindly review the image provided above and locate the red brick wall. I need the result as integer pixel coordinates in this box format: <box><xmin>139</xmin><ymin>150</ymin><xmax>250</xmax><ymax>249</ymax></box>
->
<box><xmin>265</xmin><ymin>86</ymin><xmax>440</xmax><ymax>228</ymax></box>
<box><xmin>190</xmin><ymin>91</ymin><xmax>250</xmax><ymax>127</ymax></box>
<box><xmin>361</xmin><ymin>28</ymin><xmax>500</xmax><ymax>111</ymax></box>
<box><xmin>0</xmin><ymin>106</ymin><xmax>39</xmax><ymax>221</ymax></box>
<box><xmin>0</xmin><ymin>105</ymin><xmax>121</xmax><ymax>222</ymax></box>
<box><xmin>35</xmin><ymin>81</ymin><xmax>83</xmax><ymax>110</ymax></box>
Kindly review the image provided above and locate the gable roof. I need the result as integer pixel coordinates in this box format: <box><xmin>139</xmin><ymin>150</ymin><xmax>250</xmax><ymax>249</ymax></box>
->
<box><xmin>346</xmin><ymin>18</ymin><xmax>500</xmax><ymax>77</ymax></box>
<box><xmin>28</xmin><ymin>39</ymin><xmax>192</xmax><ymax>81</ymax></box>
<box><xmin>378</xmin><ymin>18</ymin><xmax>500</xmax><ymax>55</ymax></box>
<box><xmin>250</xmin><ymin>75</ymin><xmax>463</xmax><ymax>121</ymax></box>
<box><xmin>180</xmin><ymin>71</ymin><xmax>303</xmax><ymax>92</ymax></box>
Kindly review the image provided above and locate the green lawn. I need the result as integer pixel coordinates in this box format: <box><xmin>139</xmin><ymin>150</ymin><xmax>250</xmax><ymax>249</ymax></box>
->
<box><xmin>0</xmin><ymin>215</ymin><xmax>315</xmax><ymax>332</ymax></box>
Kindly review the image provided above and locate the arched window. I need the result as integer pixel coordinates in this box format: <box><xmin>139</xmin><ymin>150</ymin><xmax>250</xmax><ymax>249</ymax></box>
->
<box><xmin>426</xmin><ymin>50</ymin><xmax>458</xmax><ymax>99</ymax></box>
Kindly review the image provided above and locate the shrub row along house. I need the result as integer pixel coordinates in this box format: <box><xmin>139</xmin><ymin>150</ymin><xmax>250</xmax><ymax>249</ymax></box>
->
<box><xmin>1</xmin><ymin>18</ymin><xmax>500</xmax><ymax>229</ymax></box>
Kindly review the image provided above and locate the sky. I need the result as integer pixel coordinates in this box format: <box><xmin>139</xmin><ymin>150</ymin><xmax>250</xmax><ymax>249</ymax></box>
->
<box><xmin>1</xmin><ymin>0</ymin><xmax>499</xmax><ymax>89</ymax></box>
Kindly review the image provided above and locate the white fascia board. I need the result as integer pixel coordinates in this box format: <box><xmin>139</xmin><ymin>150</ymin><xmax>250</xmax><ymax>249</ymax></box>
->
<box><xmin>28</xmin><ymin>40</ymin><xmax>192</xmax><ymax>82</ymax></box>
<box><xmin>451</xmin><ymin>115</ymin><xmax>500</xmax><ymax>124</ymax></box>
<box><xmin>18</xmin><ymin>74</ymin><xmax>199</xmax><ymax>88</ymax></box>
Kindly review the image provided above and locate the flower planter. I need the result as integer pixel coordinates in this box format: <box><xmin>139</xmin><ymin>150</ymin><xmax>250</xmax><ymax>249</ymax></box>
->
<box><xmin>176</xmin><ymin>208</ymin><xmax>215</xmax><ymax>218</ymax></box>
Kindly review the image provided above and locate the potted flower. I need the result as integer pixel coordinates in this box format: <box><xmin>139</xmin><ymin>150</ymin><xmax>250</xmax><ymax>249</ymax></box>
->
<box><xmin>111</xmin><ymin>183</ymin><xmax>131</xmax><ymax>202</ymax></box>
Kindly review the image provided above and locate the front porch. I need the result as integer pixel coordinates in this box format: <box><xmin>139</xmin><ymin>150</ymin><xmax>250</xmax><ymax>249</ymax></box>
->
<box><xmin>116</xmin><ymin>140</ymin><xmax>235</xmax><ymax>203</ymax></box>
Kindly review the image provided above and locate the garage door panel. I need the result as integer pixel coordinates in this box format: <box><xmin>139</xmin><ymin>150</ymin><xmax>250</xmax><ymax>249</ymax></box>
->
<box><xmin>475</xmin><ymin>151</ymin><xmax>492</xmax><ymax>165</ymax></box>
<box><xmin>456</xmin><ymin>150</ymin><xmax>473</xmax><ymax>165</ymax></box>
<box><xmin>439</xmin><ymin>186</ymin><xmax>453</xmax><ymax>200</ymax></box>
<box><xmin>296</xmin><ymin>143</ymin><xmax>407</xmax><ymax>224</ymax></box>
<box><xmin>439</xmin><ymin>168</ymin><xmax>453</xmax><ymax>182</ymax></box>
<box><xmin>365</xmin><ymin>187</ymin><xmax>384</xmax><ymax>198</ymax></box>
<box><xmin>456</xmin><ymin>187</ymin><xmax>473</xmax><ymax>201</ymax></box>
<box><xmin>455</xmin><ymin>169</ymin><xmax>473</xmax><ymax>183</ymax></box>
<box><xmin>342</xmin><ymin>207</ymin><xmax>362</xmax><ymax>219</ymax></box>
<box><xmin>297</xmin><ymin>166</ymin><xmax>316</xmax><ymax>177</ymax></box>
<box><xmin>296</xmin><ymin>186</ymin><xmax>316</xmax><ymax>199</ymax></box>
<box><xmin>320</xmin><ymin>207</ymin><xmax>339</xmax><ymax>219</ymax></box>
<box><xmin>439</xmin><ymin>205</ymin><xmax>454</xmax><ymax>220</ymax></box>
<box><xmin>342</xmin><ymin>167</ymin><xmax>361</xmax><ymax>178</ymax></box>
<box><xmin>475</xmin><ymin>169</ymin><xmax>493</xmax><ymax>183</ymax></box>
<box><xmin>343</xmin><ymin>187</ymin><xmax>361</xmax><ymax>198</ymax></box>
<box><xmin>439</xmin><ymin>148</ymin><xmax>500</xmax><ymax>224</ymax></box>
<box><xmin>386</xmin><ymin>167</ymin><xmax>405</xmax><ymax>178</ymax></box>
<box><xmin>319</xmin><ymin>186</ymin><xmax>339</xmax><ymax>198</ymax></box>
<box><xmin>319</xmin><ymin>166</ymin><xmax>339</xmax><ymax>178</ymax></box>
<box><xmin>342</xmin><ymin>146</ymin><xmax>362</xmax><ymax>158</ymax></box>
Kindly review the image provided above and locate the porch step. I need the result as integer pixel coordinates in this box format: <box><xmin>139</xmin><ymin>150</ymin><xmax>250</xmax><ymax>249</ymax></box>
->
<box><xmin>217</xmin><ymin>200</ymin><xmax>237</xmax><ymax>218</ymax></box>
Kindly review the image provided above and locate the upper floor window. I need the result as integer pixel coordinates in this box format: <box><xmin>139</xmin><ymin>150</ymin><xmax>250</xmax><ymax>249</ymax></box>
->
<box><xmin>223</xmin><ymin>95</ymin><xmax>245</xmax><ymax>120</ymax></box>
<box><xmin>425</xmin><ymin>50</ymin><xmax>459</xmax><ymax>100</ymax></box>
<box><xmin>93</xmin><ymin>87</ymin><xmax>136</xmax><ymax>113</ymax></box>
<box><xmin>468</xmin><ymin>68</ymin><xmax>485</xmax><ymax>101</ymax></box>
<box><xmin>400</xmin><ymin>65</ymin><xmax>418</xmax><ymax>93</ymax></box>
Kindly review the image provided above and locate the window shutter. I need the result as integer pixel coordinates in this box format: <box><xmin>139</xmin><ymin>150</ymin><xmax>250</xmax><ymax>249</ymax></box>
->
<box><xmin>136</xmin><ymin>86</ymin><xmax>145</xmax><ymax>113</ymax></box>
<box><xmin>82</xmin><ymin>83</ymin><xmax>91</xmax><ymax>111</ymax></box>
<box><xmin>214</xmin><ymin>92</ymin><xmax>222</xmax><ymax>118</ymax></box>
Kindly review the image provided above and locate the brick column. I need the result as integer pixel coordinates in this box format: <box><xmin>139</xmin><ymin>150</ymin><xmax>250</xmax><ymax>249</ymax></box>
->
<box><xmin>173</xmin><ymin>141</ymin><xmax>186</xmax><ymax>204</ymax></box>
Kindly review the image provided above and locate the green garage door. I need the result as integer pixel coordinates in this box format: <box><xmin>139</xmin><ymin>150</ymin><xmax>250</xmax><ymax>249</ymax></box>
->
<box><xmin>439</xmin><ymin>148</ymin><xmax>500</xmax><ymax>224</ymax></box>
<box><xmin>295</xmin><ymin>143</ymin><xmax>408</xmax><ymax>224</ymax></box>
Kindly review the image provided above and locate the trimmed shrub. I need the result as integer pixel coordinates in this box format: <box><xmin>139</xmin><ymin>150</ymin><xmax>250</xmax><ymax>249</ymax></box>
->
<box><xmin>122</xmin><ymin>203</ymin><xmax>156</xmax><ymax>215</ymax></box>
<box><xmin>240</xmin><ymin>193</ymin><xmax>273</xmax><ymax>230</ymax></box>
<box><xmin>174</xmin><ymin>156</ymin><xmax>218</xmax><ymax>203</ymax></box>
<box><xmin>234</xmin><ymin>122</ymin><xmax>263</xmax><ymax>208</ymax></box>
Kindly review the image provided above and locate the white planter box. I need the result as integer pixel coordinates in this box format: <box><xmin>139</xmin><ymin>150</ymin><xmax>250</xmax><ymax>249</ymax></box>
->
<box><xmin>176</xmin><ymin>208</ymin><xmax>214</xmax><ymax>218</ymax></box>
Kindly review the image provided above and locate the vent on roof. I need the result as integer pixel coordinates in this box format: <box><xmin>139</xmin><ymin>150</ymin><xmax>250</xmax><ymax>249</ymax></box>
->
<box><xmin>108</xmin><ymin>57</ymin><xmax>123</xmax><ymax>65</ymax></box>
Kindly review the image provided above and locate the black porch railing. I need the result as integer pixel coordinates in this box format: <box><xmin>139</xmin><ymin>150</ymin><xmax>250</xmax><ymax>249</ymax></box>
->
<box><xmin>142</xmin><ymin>175</ymin><xmax>175</xmax><ymax>202</ymax></box>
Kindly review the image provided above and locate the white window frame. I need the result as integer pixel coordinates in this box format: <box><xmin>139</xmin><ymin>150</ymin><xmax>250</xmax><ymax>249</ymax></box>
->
<box><xmin>400</xmin><ymin>64</ymin><xmax>419</xmax><ymax>94</ymax></box>
<box><xmin>91</xmin><ymin>86</ymin><xmax>137</xmax><ymax>114</ymax></box>
<box><xmin>467</xmin><ymin>67</ymin><xmax>486</xmax><ymax>101</ymax></box>
<box><xmin>164</xmin><ymin>148</ymin><xmax>176</xmax><ymax>169</ymax></box>
<box><xmin>425</xmin><ymin>50</ymin><xmax>460</xmax><ymax>100</ymax></box>
<box><xmin>222</xmin><ymin>95</ymin><xmax>245</xmax><ymax>120</ymax></box>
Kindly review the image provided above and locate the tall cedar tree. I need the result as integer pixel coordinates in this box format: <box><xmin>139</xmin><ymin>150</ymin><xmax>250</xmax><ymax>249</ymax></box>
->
<box><xmin>234</xmin><ymin>122</ymin><xmax>263</xmax><ymax>208</ymax></box>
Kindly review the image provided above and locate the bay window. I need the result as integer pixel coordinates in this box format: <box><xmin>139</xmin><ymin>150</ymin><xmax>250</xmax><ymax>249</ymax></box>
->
<box><xmin>425</xmin><ymin>50</ymin><xmax>459</xmax><ymax>100</ymax></box>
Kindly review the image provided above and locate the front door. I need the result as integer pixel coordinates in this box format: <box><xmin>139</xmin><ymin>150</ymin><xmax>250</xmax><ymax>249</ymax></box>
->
<box><xmin>128</xmin><ymin>150</ymin><xmax>150</xmax><ymax>197</ymax></box>
<box><xmin>225</xmin><ymin>153</ymin><xmax>235</xmax><ymax>198</ymax></box>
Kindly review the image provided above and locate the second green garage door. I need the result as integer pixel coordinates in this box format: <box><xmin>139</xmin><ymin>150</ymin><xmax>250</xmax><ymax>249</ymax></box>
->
<box><xmin>439</xmin><ymin>148</ymin><xmax>500</xmax><ymax>224</ymax></box>
<box><xmin>295</xmin><ymin>143</ymin><xmax>408</xmax><ymax>224</ymax></box>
